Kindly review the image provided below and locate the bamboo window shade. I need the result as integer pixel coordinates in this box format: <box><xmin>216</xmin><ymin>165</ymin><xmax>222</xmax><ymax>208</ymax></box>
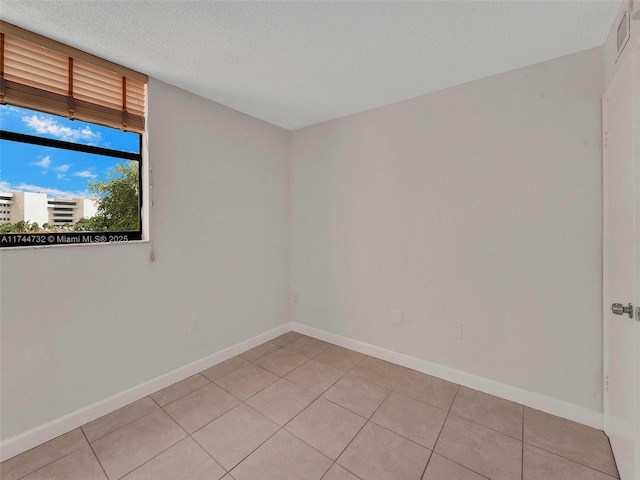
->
<box><xmin>0</xmin><ymin>21</ymin><xmax>147</xmax><ymax>133</ymax></box>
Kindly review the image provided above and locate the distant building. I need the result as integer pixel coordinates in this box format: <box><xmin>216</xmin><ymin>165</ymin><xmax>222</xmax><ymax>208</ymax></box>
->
<box><xmin>0</xmin><ymin>191</ymin><xmax>98</xmax><ymax>227</ymax></box>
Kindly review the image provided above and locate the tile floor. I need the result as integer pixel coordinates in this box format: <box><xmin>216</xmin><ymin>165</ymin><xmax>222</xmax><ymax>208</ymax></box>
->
<box><xmin>1</xmin><ymin>332</ymin><xmax>620</xmax><ymax>480</ymax></box>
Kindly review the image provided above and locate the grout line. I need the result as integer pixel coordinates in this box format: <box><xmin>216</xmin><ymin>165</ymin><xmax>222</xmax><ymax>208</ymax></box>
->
<box><xmin>109</xmin><ymin>408</ymin><xmax>206</xmax><ymax>478</ymax></box>
<box><xmin>189</xmin><ymin>434</ymin><xmax>229</xmax><ymax>474</ymax></box>
<box><xmin>8</xmin><ymin>438</ymin><xmax>92</xmax><ymax>480</ymax></box>
<box><xmin>390</xmin><ymin>380</ymin><xmax>525</xmax><ymax>442</ymax></box>
<box><xmin>222</xmin><ymin>420</ymin><xmax>282</xmax><ymax>475</ymax></box>
<box><xmin>444</xmin><ymin>411</ymin><xmax>524</xmax><ymax>442</ymax></box>
<box><xmin>189</xmin><ymin>401</ymin><xmax>245</xmax><ymax>437</ymax></box>
<box><xmin>213</xmin><ymin>365</ymin><xmax>280</xmax><ymax>403</ymax></box>
<box><xmin>111</xmin><ymin>400</ymin><xmax>243</xmax><ymax>479</ymax></box>
<box><xmin>330</xmin><ymin>373</ymin><xmax>399</xmax><ymax>469</ymax></box>
<box><xmin>290</xmin><ymin>354</ymin><xmax>401</xmax><ymax>480</ymax></box>
<box><xmin>80</xmin><ymin>428</ymin><xmax>109</xmax><ymax>480</ymax></box>
<box><xmin>421</xmin><ymin>384</ymin><xmax>459</xmax><ymax>479</ymax></box>
<box><xmin>83</xmin><ymin>399</ymin><xmax>160</xmax><ymax>443</ymax></box>
<box><xmin>149</xmin><ymin>394</ymin><xmax>162</xmax><ymax>408</ymax></box>
<box><xmin>113</xmin><ymin>435</ymin><xmax>186</xmax><ymax>479</ymax></box>
<box><xmin>522</xmin><ymin>442</ymin><xmax>620</xmax><ymax>479</ymax></box>
<box><xmin>318</xmin><ymin>461</ymin><xmax>366</xmax><ymax>480</ymax></box>
<box><xmin>154</xmin><ymin>375</ymin><xmax>214</xmax><ymax>409</ymax></box>
<box><xmin>431</xmin><ymin>454</ymin><xmax>494</xmax><ymax>480</ymax></box>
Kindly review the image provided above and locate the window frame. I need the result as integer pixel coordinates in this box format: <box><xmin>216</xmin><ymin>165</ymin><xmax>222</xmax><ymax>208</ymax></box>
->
<box><xmin>0</xmin><ymin>120</ymin><xmax>144</xmax><ymax>248</ymax></box>
<box><xmin>0</xmin><ymin>21</ymin><xmax>148</xmax><ymax>249</ymax></box>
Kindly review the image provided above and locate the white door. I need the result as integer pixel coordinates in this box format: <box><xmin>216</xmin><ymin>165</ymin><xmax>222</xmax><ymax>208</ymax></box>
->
<box><xmin>603</xmin><ymin>41</ymin><xmax>638</xmax><ymax>480</ymax></box>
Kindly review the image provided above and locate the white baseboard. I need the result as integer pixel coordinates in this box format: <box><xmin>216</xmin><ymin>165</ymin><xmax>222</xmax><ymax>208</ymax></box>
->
<box><xmin>0</xmin><ymin>322</ymin><xmax>293</xmax><ymax>462</ymax></box>
<box><xmin>290</xmin><ymin>323</ymin><xmax>603</xmax><ymax>430</ymax></box>
<box><xmin>1</xmin><ymin>320</ymin><xmax>603</xmax><ymax>462</ymax></box>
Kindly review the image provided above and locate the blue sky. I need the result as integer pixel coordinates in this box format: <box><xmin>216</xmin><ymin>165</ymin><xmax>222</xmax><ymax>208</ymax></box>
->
<box><xmin>0</xmin><ymin>105</ymin><xmax>139</xmax><ymax>199</ymax></box>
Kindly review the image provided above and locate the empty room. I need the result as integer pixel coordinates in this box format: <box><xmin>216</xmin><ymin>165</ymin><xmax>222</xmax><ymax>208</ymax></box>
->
<box><xmin>0</xmin><ymin>1</ymin><xmax>638</xmax><ymax>480</ymax></box>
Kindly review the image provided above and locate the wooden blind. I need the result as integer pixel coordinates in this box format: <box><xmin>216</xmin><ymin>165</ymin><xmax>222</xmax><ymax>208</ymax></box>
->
<box><xmin>0</xmin><ymin>22</ymin><xmax>147</xmax><ymax>133</ymax></box>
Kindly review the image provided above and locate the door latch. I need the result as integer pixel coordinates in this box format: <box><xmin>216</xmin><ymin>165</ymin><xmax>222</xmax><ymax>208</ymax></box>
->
<box><xmin>611</xmin><ymin>303</ymin><xmax>633</xmax><ymax>318</ymax></box>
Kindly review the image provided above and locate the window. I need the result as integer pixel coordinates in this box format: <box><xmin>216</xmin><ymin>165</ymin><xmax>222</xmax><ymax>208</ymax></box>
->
<box><xmin>0</xmin><ymin>21</ymin><xmax>147</xmax><ymax>248</ymax></box>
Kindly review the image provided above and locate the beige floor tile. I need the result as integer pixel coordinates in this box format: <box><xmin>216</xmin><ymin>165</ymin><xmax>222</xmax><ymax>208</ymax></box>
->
<box><xmin>82</xmin><ymin>397</ymin><xmax>159</xmax><ymax>443</ymax></box>
<box><xmin>121</xmin><ymin>437</ymin><xmax>225</xmax><ymax>480</ymax></box>
<box><xmin>150</xmin><ymin>374</ymin><xmax>210</xmax><ymax>407</ymax></box>
<box><xmin>434</xmin><ymin>415</ymin><xmax>522</xmax><ymax>480</ymax></box>
<box><xmin>523</xmin><ymin>444</ymin><xmax>618</xmax><ymax>480</ymax></box>
<box><xmin>323</xmin><ymin>464</ymin><xmax>361</xmax><ymax>480</ymax></box>
<box><xmin>163</xmin><ymin>383</ymin><xmax>240</xmax><ymax>433</ymax></box>
<box><xmin>1</xmin><ymin>428</ymin><xmax>87</xmax><ymax>480</ymax></box>
<box><xmin>394</xmin><ymin>370</ymin><xmax>459</xmax><ymax>411</ymax></box>
<box><xmin>337</xmin><ymin>422</ymin><xmax>430</xmax><ymax>480</ymax></box>
<box><xmin>214</xmin><ymin>364</ymin><xmax>279</xmax><ymax>401</ymax></box>
<box><xmin>313</xmin><ymin>345</ymin><xmax>365</xmax><ymax>371</ymax></box>
<box><xmin>239</xmin><ymin>342</ymin><xmax>280</xmax><ymax>362</ymax></box>
<box><xmin>92</xmin><ymin>409</ymin><xmax>186</xmax><ymax>480</ymax></box>
<box><xmin>193</xmin><ymin>404</ymin><xmax>279</xmax><ymax>471</ymax></box>
<box><xmin>5</xmin><ymin>337</ymin><xmax>623</xmax><ymax>480</ymax></box>
<box><xmin>282</xmin><ymin>336</ymin><xmax>331</xmax><ymax>358</ymax></box>
<box><xmin>323</xmin><ymin>374</ymin><xmax>390</xmax><ymax>418</ymax></box>
<box><xmin>231</xmin><ymin>430</ymin><xmax>332</xmax><ymax>480</ymax></box>
<box><xmin>246</xmin><ymin>378</ymin><xmax>317</xmax><ymax>425</ymax></box>
<box><xmin>286</xmin><ymin>397</ymin><xmax>366</xmax><ymax>459</ymax></box>
<box><xmin>371</xmin><ymin>392</ymin><xmax>446</xmax><ymax>449</ymax></box>
<box><xmin>422</xmin><ymin>454</ymin><xmax>486</xmax><ymax>480</ymax></box>
<box><xmin>270</xmin><ymin>331</ymin><xmax>303</xmax><ymax>346</ymax></box>
<box><xmin>285</xmin><ymin>359</ymin><xmax>345</xmax><ymax>394</ymax></box>
<box><xmin>450</xmin><ymin>387</ymin><xmax>523</xmax><ymax>439</ymax></box>
<box><xmin>20</xmin><ymin>446</ymin><xmax>105</xmax><ymax>480</ymax></box>
<box><xmin>201</xmin><ymin>356</ymin><xmax>251</xmax><ymax>382</ymax></box>
<box><xmin>255</xmin><ymin>348</ymin><xmax>308</xmax><ymax>376</ymax></box>
<box><xmin>350</xmin><ymin>356</ymin><xmax>409</xmax><ymax>388</ymax></box>
<box><xmin>524</xmin><ymin>407</ymin><xmax>618</xmax><ymax>477</ymax></box>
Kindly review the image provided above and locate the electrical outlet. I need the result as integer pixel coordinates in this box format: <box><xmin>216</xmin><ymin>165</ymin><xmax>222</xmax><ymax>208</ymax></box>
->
<box><xmin>391</xmin><ymin>309</ymin><xmax>404</xmax><ymax>326</ymax></box>
<box><xmin>453</xmin><ymin>325</ymin><xmax>462</xmax><ymax>339</ymax></box>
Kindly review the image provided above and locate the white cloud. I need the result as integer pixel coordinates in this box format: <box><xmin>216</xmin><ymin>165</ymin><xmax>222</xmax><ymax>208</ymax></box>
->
<box><xmin>0</xmin><ymin>181</ymin><xmax>11</xmax><ymax>192</ymax></box>
<box><xmin>22</xmin><ymin>114</ymin><xmax>102</xmax><ymax>145</ymax></box>
<box><xmin>13</xmin><ymin>182</ymin><xmax>92</xmax><ymax>199</ymax></box>
<box><xmin>2</xmin><ymin>105</ymin><xmax>24</xmax><ymax>116</ymax></box>
<box><xmin>54</xmin><ymin>164</ymin><xmax>71</xmax><ymax>179</ymax></box>
<box><xmin>75</xmin><ymin>170</ymin><xmax>97</xmax><ymax>179</ymax></box>
<box><xmin>33</xmin><ymin>155</ymin><xmax>52</xmax><ymax>169</ymax></box>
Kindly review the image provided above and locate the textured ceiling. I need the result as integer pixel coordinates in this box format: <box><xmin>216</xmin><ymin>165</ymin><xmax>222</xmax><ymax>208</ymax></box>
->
<box><xmin>1</xmin><ymin>1</ymin><xmax>619</xmax><ymax>130</ymax></box>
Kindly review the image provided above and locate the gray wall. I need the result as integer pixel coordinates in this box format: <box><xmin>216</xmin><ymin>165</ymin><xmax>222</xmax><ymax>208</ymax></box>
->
<box><xmin>291</xmin><ymin>47</ymin><xmax>604</xmax><ymax>412</ymax></box>
<box><xmin>0</xmin><ymin>78</ymin><xmax>292</xmax><ymax>440</ymax></box>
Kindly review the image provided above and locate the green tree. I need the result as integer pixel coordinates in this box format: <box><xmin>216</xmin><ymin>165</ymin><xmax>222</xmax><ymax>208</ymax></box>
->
<box><xmin>15</xmin><ymin>220</ymin><xmax>30</xmax><ymax>233</ymax></box>
<box><xmin>30</xmin><ymin>222</ymin><xmax>40</xmax><ymax>232</ymax></box>
<box><xmin>73</xmin><ymin>217</ymin><xmax>100</xmax><ymax>231</ymax></box>
<box><xmin>87</xmin><ymin>161</ymin><xmax>139</xmax><ymax>231</ymax></box>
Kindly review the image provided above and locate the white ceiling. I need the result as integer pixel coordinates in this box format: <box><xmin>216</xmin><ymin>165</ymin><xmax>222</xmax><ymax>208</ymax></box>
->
<box><xmin>1</xmin><ymin>1</ymin><xmax>619</xmax><ymax>131</ymax></box>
